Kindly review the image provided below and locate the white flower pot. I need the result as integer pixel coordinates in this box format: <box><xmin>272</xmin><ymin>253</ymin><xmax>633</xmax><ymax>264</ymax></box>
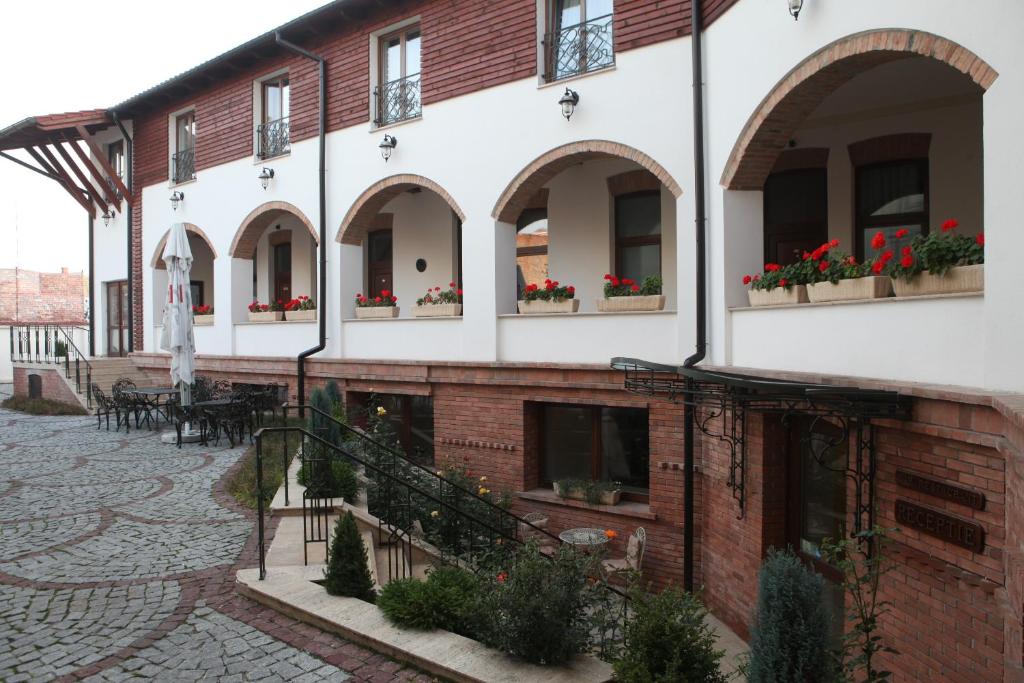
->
<box><xmin>355</xmin><ymin>306</ymin><xmax>400</xmax><ymax>319</ymax></box>
<box><xmin>193</xmin><ymin>314</ymin><xmax>215</xmax><ymax>326</ymax></box>
<box><xmin>412</xmin><ymin>303</ymin><xmax>462</xmax><ymax>318</ymax></box>
<box><xmin>807</xmin><ymin>277</ymin><xmax>892</xmax><ymax>303</ymax></box>
<box><xmin>285</xmin><ymin>309</ymin><xmax>316</xmax><ymax>321</ymax></box>
<box><xmin>248</xmin><ymin>311</ymin><xmax>283</xmax><ymax>322</ymax></box>
<box><xmin>596</xmin><ymin>294</ymin><xmax>666</xmax><ymax>312</ymax></box>
<box><xmin>747</xmin><ymin>285</ymin><xmax>809</xmax><ymax>307</ymax></box>
<box><xmin>893</xmin><ymin>264</ymin><xmax>984</xmax><ymax>297</ymax></box>
<box><xmin>517</xmin><ymin>299</ymin><xmax>580</xmax><ymax>314</ymax></box>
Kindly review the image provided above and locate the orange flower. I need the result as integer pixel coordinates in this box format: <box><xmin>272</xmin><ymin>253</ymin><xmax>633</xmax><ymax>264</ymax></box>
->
<box><xmin>604</xmin><ymin>529</ymin><xmax>618</xmax><ymax>540</ymax></box>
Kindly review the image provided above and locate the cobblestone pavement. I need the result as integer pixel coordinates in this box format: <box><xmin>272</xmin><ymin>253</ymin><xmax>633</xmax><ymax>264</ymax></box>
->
<box><xmin>0</xmin><ymin>397</ymin><xmax>434</xmax><ymax>682</ymax></box>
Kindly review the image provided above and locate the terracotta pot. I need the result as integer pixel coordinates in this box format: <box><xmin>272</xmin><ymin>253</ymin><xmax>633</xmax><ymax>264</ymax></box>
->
<box><xmin>517</xmin><ymin>299</ymin><xmax>580</xmax><ymax>314</ymax></box>
<box><xmin>553</xmin><ymin>482</ymin><xmax>622</xmax><ymax>506</ymax></box>
<box><xmin>193</xmin><ymin>314</ymin><xmax>215</xmax><ymax>326</ymax></box>
<box><xmin>284</xmin><ymin>309</ymin><xmax>316</xmax><ymax>321</ymax></box>
<box><xmin>412</xmin><ymin>303</ymin><xmax>462</xmax><ymax>318</ymax></box>
<box><xmin>247</xmin><ymin>311</ymin><xmax>283</xmax><ymax>322</ymax></box>
<box><xmin>807</xmin><ymin>277</ymin><xmax>892</xmax><ymax>303</ymax></box>
<box><xmin>747</xmin><ymin>285</ymin><xmax>809</xmax><ymax>307</ymax></box>
<box><xmin>355</xmin><ymin>306</ymin><xmax>400</xmax><ymax>319</ymax></box>
<box><xmin>893</xmin><ymin>264</ymin><xmax>984</xmax><ymax>297</ymax></box>
<box><xmin>596</xmin><ymin>294</ymin><xmax>666</xmax><ymax>312</ymax></box>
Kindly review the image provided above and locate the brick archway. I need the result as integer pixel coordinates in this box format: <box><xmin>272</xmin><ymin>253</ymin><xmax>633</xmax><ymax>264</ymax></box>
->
<box><xmin>150</xmin><ymin>223</ymin><xmax>218</xmax><ymax>269</ymax></box>
<box><xmin>229</xmin><ymin>201</ymin><xmax>318</xmax><ymax>259</ymax></box>
<box><xmin>336</xmin><ymin>174</ymin><xmax>465</xmax><ymax>246</ymax></box>
<box><xmin>720</xmin><ymin>28</ymin><xmax>998</xmax><ymax>191</ymax></box>
<box><xmin>492</xmin><ymin>140</ymin><xmax>683</xmax><ymax>224</ymax></box>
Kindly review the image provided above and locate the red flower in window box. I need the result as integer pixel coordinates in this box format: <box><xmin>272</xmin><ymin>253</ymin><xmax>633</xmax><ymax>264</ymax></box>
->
<box><xmin>941</xmin><ymin>218</ymin><xmax>959</xmax><ymax>232</ymax></box>
<box><xmin>895</xmin><ymin>228</ymin><xmax>909</xmax><ymax>239</ymax></box>
<box><xmin>871</xmin><ymin>231</ymin><xmax>886</xmax><ymax>250</ymax></box>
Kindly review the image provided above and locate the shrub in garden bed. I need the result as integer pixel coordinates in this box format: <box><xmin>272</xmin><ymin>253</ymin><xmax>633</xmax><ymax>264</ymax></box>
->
<box><xmin>324</xmin><ymin>511</ymin><xmax>376</xmax><ymax>602</ymax></box>
<box><xmin>377</xmin><ymin>566</ymin><xmax>480</xmax><ymax>635</ymax></box>
<box><xmin>1</xmin><ymin>396</ymin><xmax>87</xmax><ymax>416</ymax></box>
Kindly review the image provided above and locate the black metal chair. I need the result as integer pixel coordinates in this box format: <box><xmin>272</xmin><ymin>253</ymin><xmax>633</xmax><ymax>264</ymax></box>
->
<box><xmin>166</xmin><ymin>397</ymin><xmax>208</xmax><ymax>449</ymax></box>
<box><xmin>193</xmin><ymin>376</ymin><xmax>215</xmax><ymax>403</ymax></box>
<box><xmin>91</xmin><ymin>384</ymin><xmax>121</xmax><ymax>431</ymax></box>
<box><xmin>111</xmin><ymin>378</ymin><xmax>141</xmax><ymax>432</ymax></box>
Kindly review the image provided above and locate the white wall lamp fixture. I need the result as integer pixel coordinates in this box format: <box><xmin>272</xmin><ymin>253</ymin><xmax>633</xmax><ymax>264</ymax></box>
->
<box><xmin>101</xmin><ymin>210</ymin><xmax>112</xmax><ymax>227</ymax></box>
<box><xmin>559</xmin><ymin>88</ymin><xmax>580</xmax><ymax>121</ymax></box>
<box><xmin>379</xmin><ymin>134</ymin><xmax>398</xmax><ymax>162</ymax></box>
<box><xmin>170</xmin><ymin>191</ymin><xmax>185</xmax><ymax>211</ymax></box>
<box><xmin>788</xmin><ymin>0</ymin><xmax>804</xmax><ymax>20</ymax></box>
<box><xmin>258</xmin><ymin>167</ymin><xmax>275</xmax><ymax>190</ymax></box>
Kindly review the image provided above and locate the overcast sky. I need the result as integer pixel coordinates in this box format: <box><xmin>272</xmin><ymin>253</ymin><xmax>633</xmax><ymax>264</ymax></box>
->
<box><xmin>0</xmin><ymin>0</ymin><xmax>327</xmax><ymax>273</ymax></box>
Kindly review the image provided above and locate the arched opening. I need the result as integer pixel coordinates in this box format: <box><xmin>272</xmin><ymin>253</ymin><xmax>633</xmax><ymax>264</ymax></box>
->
<box><xmin>492</xmin><ymin>141</ymin><xmax>682</xmax><ymax>313</ymax></box>
<box><xmin>150</xmin><ymin>224</ymin><xmax>218</xmax><ymax>330</ymax></box>
<box><xmin>336</xmin><ymin>175</ymin><xmax>465</xmax><ymax>317</ymax></box>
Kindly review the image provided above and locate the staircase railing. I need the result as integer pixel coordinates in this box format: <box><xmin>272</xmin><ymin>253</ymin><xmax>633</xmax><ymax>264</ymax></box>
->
<box><xmin>8</xmin><ymin>324</ymin><xmax>93</xmax><ymax>408</ymax></box>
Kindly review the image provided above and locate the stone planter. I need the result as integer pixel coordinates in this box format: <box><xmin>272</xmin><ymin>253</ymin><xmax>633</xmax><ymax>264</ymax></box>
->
<box><xmin>747</xmin><ymin>285</ymin><xmax>809</xmax><ymax>307</ymax></box>
<box><xmin>596</xmin><ymin>294</ymin><xmax>666</xmax><ymax>312</ymax></box>
<box><xmin>553</xmin><ymin>482</ymin><xmax>621</xmax><ymax>506</ymax></box>
<box><xmin>517</xmin><ymin>299</ymin><xmax>580</xmax><ymax>314</ymax></box>
<box><xmin>412</xmin><ymin>303</ymin><xmax>462</xmax><ymax>318</ymax></box>
<box><xmin>248</xmin><ymin>311</ymin><xmax>283</xmax><ymax>322</ymax></box>
<box><xmin>193</xmin><ymin>314</ymin><xmax>215</xmax><ymax>326</ymax></box>
<box><xmin>284</xmin><ymin>309</ymin><xmax>316</xmax><ymax>321</ymax></box>
<box><xmin>807</xmin><ymin>277</ymin><xmax>892</xmax><ymax>303</ymax></box>
<box><xmin>893</xmin><ymin>264</ymin><xmax>984</xmax><ymax>298</ymax></box>
<box><xmin>355</xmin><ymin>306</ymin><xmax>400</xmax><ymax>319</ymax></box>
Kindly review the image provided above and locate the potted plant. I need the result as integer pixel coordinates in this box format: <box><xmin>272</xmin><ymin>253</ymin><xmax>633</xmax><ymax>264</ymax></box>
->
<box><xmin>597</xmin><ymin>274</ymin><xmax>666</xmax><ymax>312</ymax></box>
<box><xmin>886</xmin><ymin>219</ymin><xmax>984</xmax><ymax>297</ymax></box>
<box><xmin>744</xmin><ymin>262</ymin><xmax>808</xmax><ymax>306</ymax></box>
<box><xmin>192</xmin><ymin>304</ymin><xmax>214</xmax><ymax>325</ymax></box>
<box><xmin>413</xmin><ymin>282</ymin><xmax>462</xmax><ymax>317</ymax></box>
<box><xmin>247</xmin><ymin>300</ymin><xmax>283</xmax><ymax>322</ymax></box>
<box><xmin>553</xmin><ymin>478</ymin><xmax>622</xmax><ymax>506</ymax></box>
<box><xmin>803</xmin><ymin>239</ymin><xmax>893</xmax><ymax>303</ymax></box>
<box><xmin>284</xmin><ymin>295</ymin><xmax>316</xmax><ymax>321</ymax></box>
<box><xmin>355</xmin><ymin>290</ymin><xmax>399</xmax><ymax>318</ymax></box>
<box><xmin>518</xmin><ymin>279</ymin><xmax>578</xmax><ymax>314</ymax></box>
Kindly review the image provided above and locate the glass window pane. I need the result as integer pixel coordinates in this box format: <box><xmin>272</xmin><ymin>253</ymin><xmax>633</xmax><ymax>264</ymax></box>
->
<box><xmin>384</xmin><ymin>37</ymin><xmax>402</xmax><ymax>82</ymax></box>
<box><xmin>616</xmin><ymin>192</ymin><xmax>661</xmax><ymax>238</ymax></box>
<box><xmin>619</xmin><ymin>244</ymin><xmax>661</xmax><ymax>283</ymax></box>
<box><xmin>405</xmin><ymin>31</ymin><xmax>421</xmax><ymax>76</ymax></box>
<box><xmin>408</xmin><ymin>395</ymin><xmax>434</xmax><ymax>464</ymax></box>
<box><xmin>857</xmin><ymin>162</ymin><xmax>925</xmax><ymax>218</ymax></box>
<box><xmin>265</xmin><ymin>85</ymin><xmax>281</xmax><ymax>121</ymax></box>
<box><xmin>586</xmin><ymin>0</ymin><xmax>613</xmax><ymax>19</ymax></box>
<box><xmin>863</xmin><ymin>224</ymin><xmax>923</xmax><ymax>260</ymax></box>
<box><xmin>799</xmin><ymin>422</ymin><xmax>847</xmax><ymax>562</ymax></box>
<box><xmin>600</xmin><ymin>408</ymin><xmax>649</xmax><ymax>491</ymax></box>
<box><xmin>281</xmin><ymin>81</ymin><xmax>290</xmax><ymax>119</ymax></box>
<box><xmin>555</xmin><ymin>0</ymin><xmax>582</xmax><ymax>28</ymax></box>
<box><xmin>368</xmin><ymin>231</ymin><xmax>392</xmax><ymax>263</ymax></box>
<box><xmin>543</xmin><ymin>406</ymin><xmax>592</xmax><ymax>482</ymax></box>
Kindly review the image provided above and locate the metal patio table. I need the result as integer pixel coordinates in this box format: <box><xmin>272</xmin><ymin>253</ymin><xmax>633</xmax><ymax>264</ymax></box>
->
<box><xmin>559</xmin><ymin>527</ymin><xmax>612</xmax><ymax>550</ymax></box>
<box><xmin>132</xmin><ymin>387</ymin><xmax>180</xmax><ymax>426</ymax></box>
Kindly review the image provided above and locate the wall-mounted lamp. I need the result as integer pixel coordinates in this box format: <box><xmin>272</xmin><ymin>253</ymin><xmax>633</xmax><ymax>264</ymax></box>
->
<box><xmin>558</xmin><ymin>88</ymin><xmax>580</xmax><ymax>121</ymax></box>
<box><xmin>788</xmin><ymin>0</ymin><xmax>804</xmax><ymax>20</ymax></box>
<box><xmin>258</xmin><ymin>167</ymin><xmax>275</xmax><ymax>190</ymax></box>
<box><xmin>101</xmin><ymin>210</ymin><xmax>112</xmax><ymax>227</ymax></box>
<box><xmin>170</xmin><ymin>191</ymin><xmax>185</xmax><ymax>211</ymax></box>
<box><xmin>379</xmin><ymin>134</ymin><xmax>398</xmax><ymax>162</ymax></box>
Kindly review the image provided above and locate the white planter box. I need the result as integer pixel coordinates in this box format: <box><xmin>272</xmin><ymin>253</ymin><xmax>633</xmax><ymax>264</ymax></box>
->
<box><xmin>193</xmin><ymin>314</ymin><xmax>215</xmax><ymax>326</ymax></box>
<box><xmin>517</xmin><ymin>299</ymin><xmax>580</xmax><ymax>314</ymax></box>
<box><xmin>553</xmin><ymin>482</ymin><xmax>622</xmax><ymax>506</ymax></box>
<box><xmin>807</xmin><ymin>277</ymin><xmax>892</xmax><ymax>303</ymax></box>
<box><xmin>412</xmin><ymin>303</ymin><xmax>462</xmax><ymax>318</ymax></box>
<box><xmin>893</xmin><ymin>264</ymin><xmax>984</xmax><ymax>297</ymax></box>
<box><xmin>355</xmin><ymin>306</ymin><xmax>400</xmax><ymax>319</ymax></box>
<box><xmin>596</xmin><ymin>294</ymin><xmax>666</xmax><ymax>312</ymax></box>
<box><xmin>747</xmin><ymin>285</ymin><xmax>809</xmax><ymax>307</ymax></box>
<box><xmin>248</xmin><ymin>311</ymin><xmax>283</xmax><ymax>322</ymax></box>
<box><xmin>285</xmin><ymin>309</ymin><xmax>316</xmax><ymax>321</ymax></box>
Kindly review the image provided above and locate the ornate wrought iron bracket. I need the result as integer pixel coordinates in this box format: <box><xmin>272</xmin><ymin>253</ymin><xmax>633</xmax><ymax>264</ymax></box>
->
<box><xmin>694</xmin><ymin>398</ymin><xmax>747</xmax><ymax>518</ymax></box>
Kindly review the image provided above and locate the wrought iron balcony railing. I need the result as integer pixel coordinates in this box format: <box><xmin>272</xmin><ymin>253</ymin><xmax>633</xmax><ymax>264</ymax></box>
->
<box><xmin>171</xmin><ymin>148</ymin><xmax>195</xmax><ymax>184</ymax></box>
<box><xmin>374</xmin><ymin>74</ymin><xmax>421</xmax><ymax>126</ymax></box>
<box><xmin>257</xmin><ymin>117</ymin><xmax>290</xmax><ymax>159</ymax></box>
<box><xmin>544</xmin><ymin>13</ymin><xmax>615</xmax><ymax>82</ymax></box>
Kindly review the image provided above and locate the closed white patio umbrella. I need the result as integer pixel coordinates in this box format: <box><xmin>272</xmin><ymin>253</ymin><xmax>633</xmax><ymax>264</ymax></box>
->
<box><xmin>159</xmin><ymin>222</ymin><xmax>199</xmax><ymax>443</ymax></box>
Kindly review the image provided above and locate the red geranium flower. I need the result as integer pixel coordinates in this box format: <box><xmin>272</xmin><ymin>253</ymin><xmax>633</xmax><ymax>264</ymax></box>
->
<box><xmin>391</xmin><ymin>296</ymin><xmax>398</xmax><ymax>303</ymax></box>
<box><xmin>374</xmin><ymin>296</ymin><xmax>382</xmax><ymax>303</ymax></box>
<box><xmin>872</xmin><ymin>261</ymin><xmax>884</xmax><ymax>275</ymax></box>
<box><xmin>381</xmin><ymin>289</ymin><xmax>391</xmax><ymax>298</ymax></box>
<box><xmin>818</xmin><ymin>260</ymin><xmax>829</xmax><ymax>273</ymax></box>
<box><xmin>631</xmin><ymin>284</ymin><xmax>640</xmax><ymax>292</ymax></box>
<box><xmin>880</xmin><ymin>250</ymin><xmax>894</xmax><ymax>264</ymax></box>
<box><xmin>566</xmin><ymin>286</ymin><xmax>575</xmax><ymax>294</ymax></box>
<box><xmin>622</xmin><ymin>278</ymin><xmax>635</xmax><ymax>286</ymax></box>
<box><xmin>779</xmin><ymin>278</ymin><xmax>788</xmax><ymax>287</ymax></box>
<box><xmin>545</xmin><ymin>282</ymin><xmax>556</xmax><ymax>291</ymax></box>
<box><xmin>803</xmin><ymin>251</ymin><xmax>812</xmax><ymax>261</ymax></box>
<box><xmin>829</xmin><ymin>239</ymin><xmax>840</xmax><ymax>248</ymax></box>
<box><xmin>871</xmin><ymin>231</ymin><xmax>886</xmax><ymax>250</ymax></box>
<box><xmin>900</xmin><ymin>255</ymin><xmax>914</xmax><ymax>268</ymax></box>
<box><xmin>942</xmin><ymin>218</ymin><xmax>959</xmax><ymax>232</ymax></box>
<box><xmin>449</xmin><ymin>281</ymin><xmax>455</xmax><ymax>288</ymax></box>
<box><xmin>604</xmin><ymin>274</ymin><xmax>613</xmax><ymax>281</ymax></box>
<box><xmin>976</xmin><ymin>233</ymin><xmax>985</xmax><ymax>246</ymax></box>
<box><xmin>753</xmin><ymin>274</ymin><xmax>761</xmax><ymax>281</ymax></box>
<box><xmin>742</xmin><ymin>275</ymin><xmax>752</xmax><ymax>285</ymax></box>
<box><xmin>457</xmin><ymin>288</ymin><xmax>463</xmax><ymax>296</ymax></box>
<box><xmin>765</xmin><ymin>263</ymin><xmax>781</xmax><ymax>272</ymax></box>
<box><xmin>895</xmin><ymin>228</ymin><xmax>909</xmax><ymax>239</ymax></box>
<box><xmin>496</xmin><ymin>572</ymin><xmax>507</xmax><ymax>583</ymax></box>
<box><xmin>610</xmin><ymin>277</ymin><xmax>620</xmax><ymax>286</ymax></box>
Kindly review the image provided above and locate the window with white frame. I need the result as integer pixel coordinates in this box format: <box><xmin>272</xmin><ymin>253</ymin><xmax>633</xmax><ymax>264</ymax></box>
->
<box><xmin>544</xmin><ymin>0</ymin><xmax>614</xmax><ymax>82</ymax></box>
<box><xmin>258</xmin><ymin>74</ymin><xmax>290</xmax><ymax>159</ymax></box>
<box><xmin>375</xmin><ymin>25</ymin><xmax>421</xmax><ymax>126</ymax></box>
<box><xmin>172</xmin><ymin>111</ymin><xmax>196</xmax><ymax>184</ymax></box>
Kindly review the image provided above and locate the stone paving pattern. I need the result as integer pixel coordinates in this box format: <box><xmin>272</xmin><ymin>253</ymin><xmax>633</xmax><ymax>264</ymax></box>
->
<box><xmin>0</xmin><ymin>386</ymin><xmax>435</xmax><ymax>682</ymax></box>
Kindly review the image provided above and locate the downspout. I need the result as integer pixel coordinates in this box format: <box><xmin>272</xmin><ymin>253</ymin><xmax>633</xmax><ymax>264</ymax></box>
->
<box><xmin>88</xmin><ymin>212</ymin><xmax>95</xmax><ymax>356</ymax></box>
<box><xmin>112</xmin><ymin>112</ymin><xmax>134</xmax><ymax>353</ymax></box>
<box><xmin>275</xmin><ymin>32</ymin><xmax>327</xmax><ymax>413</ymax></box>
<box><xmin>682</xmin><ymin>0</ymin><xmax>707</xmax><ymax>593</ymax></box>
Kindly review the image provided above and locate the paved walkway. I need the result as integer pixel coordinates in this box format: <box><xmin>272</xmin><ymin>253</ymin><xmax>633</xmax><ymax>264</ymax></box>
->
<box><xmin>0</xmin><ymin>392</ymin><xmax>431</xmax><ymax>682</ymax></box>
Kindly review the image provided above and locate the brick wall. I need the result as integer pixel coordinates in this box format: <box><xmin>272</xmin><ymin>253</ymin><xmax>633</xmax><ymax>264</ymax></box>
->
<box><xmin>0</xmin><ymin>267</ymin><xmax>87</xmax><ymax>325</ymax></box>
<box><xmin>12</xmin><ymin>365</ymin><xmax>83</xmax><ymax>407</ymax></box>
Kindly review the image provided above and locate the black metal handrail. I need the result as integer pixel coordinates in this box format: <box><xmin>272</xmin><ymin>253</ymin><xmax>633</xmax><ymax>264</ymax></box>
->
<box><xmin>172</xmin><ymin>148</ymin><xmax>195</xmax><ymax>184</ymax></box>
<box><xmin>8</xmin><ymin>324</ymin><xmax>93</xmax><ymax>408</ymax></box>
<box><xmin>543</xmin><ymin>13</ymin><xmax>615</xmax><ymax>82</ymax></box>
<box><xmin>373</xmin><ymin>74</ymin><xmax>421</xmax><ymax>126</ymax></box>
<box><xmin>257</xmin><ymin>116</ymin><xmax>290</xmax><ymax>159</ymax></box>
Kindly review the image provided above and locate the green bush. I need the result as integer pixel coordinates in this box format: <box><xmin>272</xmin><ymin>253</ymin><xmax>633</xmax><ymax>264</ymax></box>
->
<box><xmin>324</xmin><ymin>380</ymin><xmax>342</xmax><ymax>413</ymax></box>
<box><xmin>310</xmin><ymin>387</ymin><xmax>341</xmax><ymax>446</ymax></box>
<box><xmin>614</xmin><ymin>586</ymin><xmax>727</xmax><ymax>683</ymax></box>
<box><xmin>323</xmin><ymin>511</ymin><xmax>376</xmax><ymax>602</ymax></box>
<box><xmin>746</xmin><ymin>549</ymin><xmax>836</xmax><ymax>683</ymax></box>
<box><xmin>376</xmin><ymin>579</ymin><xmax>434</xmax><ymax>629</ymax></box>
<box><xmin>376</xmin><ymin>566</ymin><xmax>480</xmax><ymax>635</ymax></box>
<box><xmin>297</xmin><ymin>456</ymin><xmax>359</xmax><ymax>502</ymax></box>
<box><xmin>1</xmin><ymin>396</ymin><xmax>87</xmax><ymax>416</ymax></box>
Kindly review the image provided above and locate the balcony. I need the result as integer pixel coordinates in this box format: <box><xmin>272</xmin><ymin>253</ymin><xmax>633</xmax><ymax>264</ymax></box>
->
<box><xmin>544</xmin><ymin>14</ymin><xmax>614</xmax><ymax>83</ymax></box>
<box><xmin>171</xmin><ymin>148</ymin><xmax>195</xmax><ymax>184</ymax></box>
<box><xmin>374</xmin><ymin>74</ymin><xmax>421</xmax><ymax>126</ymax></box>
<box><xmin>257</xmin><ymin>117</ymin><xmax>290</xmax><ymax>159</ymax></box>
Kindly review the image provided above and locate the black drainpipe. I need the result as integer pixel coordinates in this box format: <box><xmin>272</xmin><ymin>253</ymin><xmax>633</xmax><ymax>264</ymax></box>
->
<box><xmin>276</xmin><ymin>32</ymin><xmax>327</xmax><ymax>414</ymax></box>
<box><xmin>682</xmin><ymin>0</ymin><xmax>708</xmax><ymax>593</ymax></box>
<box><xmin>88</xmin><ymin>212</ymin><xmax>95</xmax><ymax>356</ymax></box>
<box><xmin>112</xmin><ymin>112</ymin><xmax>134</xmax><ymax>353</ymax></box>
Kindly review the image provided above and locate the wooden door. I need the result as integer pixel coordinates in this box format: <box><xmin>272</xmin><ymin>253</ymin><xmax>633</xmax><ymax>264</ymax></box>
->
<box><xmin>273</xmin><ymin>242</ymin><xmax>292</xmax><ymax>303</ymax></box>
<box><xmin>106</xmin><ymin>280</ymin><xmax>128</xmax><ymax>357</ymax></box>
<box><xmin>763</xmin><ymin>168</ymin><xmax>828</xmax><ymax>265</ymax></box>
<box><xmin>367</xmin><ymin>229</ymin><xmax>393</xmax><ymax>298</ymax></box>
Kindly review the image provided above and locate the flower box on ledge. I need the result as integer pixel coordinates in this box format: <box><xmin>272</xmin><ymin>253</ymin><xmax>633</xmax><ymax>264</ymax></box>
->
<box><xmin>194</xmin><ymin>314</ymin><xmax>215</xmax><ymax>326</ymax></box>
<box><xmin>248</xmin><ymin>311</ymin><xmax>283</xmax><ymax>322</ymax></box>
<box><xmin>518</xmin><ymin>299</ymin><xmax>579</xmax><ymax>314</ymax></box>
<box><xmin>597</xmin><ymin>294</ymin><xmax>666</xmax><ymax>313</ymax></box>
<box><xmin>412</xmin><ymin>303</ymin><xmax>461</xmax><ymax>318</ymax></box>
<box><xmin>748</xmin><ymin>285</ymin><xmax>808</xmax><ymax>307</ymax></box>
<box><xmin>553</xmin><ymin>481</ymin><xmax>621</xmax><ymax>506</ymax></box>
<box><xmin>285</xmin><ymin>310</ymin><xmax>316</xmax><ymax>322</ymax></box>
<box><xmin>807</xmin><ymin>276</ymin><xmax>892</xmax><ymax>303</ymax></box>
<box><xmin>893</xmin><ymin>264</ymin><xmax>984</xmax><ymax>298</ymax></box>
<box><xmin>355</xmin><ymin>306</ymin><xmax>400</xmax><ymax>319</ymax></box>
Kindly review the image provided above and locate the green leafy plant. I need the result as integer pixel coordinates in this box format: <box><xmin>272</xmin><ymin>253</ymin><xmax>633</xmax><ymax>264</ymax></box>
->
<box><xmin>416</xmin><ymin>282</ymin><xmax>463</xmax><ymax>306</ymax></box>
<box><xmin>614</xmin><ymin>585</ymin><xmax>728</xmax><ymax>683</ymax></box>
<box><xmin>885</xmin><ymin>219</ymin><xmax>984</xmax><ymax>281</ymax></box>
<box><xmin>376</xmin><ymin>566</ymin><xmax>480</xmax><ymax>635</ymax></box>
<box><xmin>297</xmin><ymin>457</ymin><xmax>359</xmax><ymax>501</ymax></box>
<box><xmin>54</xmin><ymin>339</ymin><xmax>68</xmax><ymax>357</ymax></box>
<box><xmin>602</xmin><ymin>273</ymin><xmax>663</xmax><ymax>298</ymax></box>
<box><xmin>554</xmin><ymin>478</ymin><xmax>620</xmax><ymax>505</ymax></box>
<box><xmin>521</xmin><ymin>278</ymin><xmax>575</xmax><ymax>302</ymax></box>
<box><xmin>822</xmin><ymin>526</ymin><xmax>899</xmax><ymax>683</ymax></box>
<box><xmin>324</xmin><ymin>380</ymin><xmax>342</xmax><ymax>414</ymax></box>
<box><xmin>323</xmin><ymin>511</ymin><xmax>376</xmax><ymax>602</ymax></box>
<box><xmin>743</xmin><ymin>261</ymin><xmax>800</xmax><ymax>291</ymax></box>
<box><xmin>355</xmin><ymin>289</ymin><xmax>398</xmax><ymax>307</ymax></box>
<box><xmin>746</xmin><ymin>549</ymin><xmax>837</xmax><ymax>683</ymax></box>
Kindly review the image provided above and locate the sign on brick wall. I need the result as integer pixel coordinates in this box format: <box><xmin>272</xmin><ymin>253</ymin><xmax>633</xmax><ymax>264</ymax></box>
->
<box><xmin>895</xmin><ymin>469</ymin><xmax>986</xmax><ymax>510</ymax></box>
<box><xmin>894</xmin><ymin>499</ymin><xmax>984</xmax><ymax>553</ymax></box>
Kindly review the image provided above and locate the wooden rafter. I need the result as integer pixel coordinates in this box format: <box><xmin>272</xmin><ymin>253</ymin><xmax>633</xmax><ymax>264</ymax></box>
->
<box><xmin>29</xmin><ymin>146</ymin><xmax>95</xmax><ymax>217</ymax></box>
<box><xmin>50</xmin><ymin>141</ymin><xmax>113</xmax><ymax>215</ymax></box>
<box><xmin>74</xmin><ymin>125</ymin><xmax>133</xmax><ymax>204</ymax></box>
